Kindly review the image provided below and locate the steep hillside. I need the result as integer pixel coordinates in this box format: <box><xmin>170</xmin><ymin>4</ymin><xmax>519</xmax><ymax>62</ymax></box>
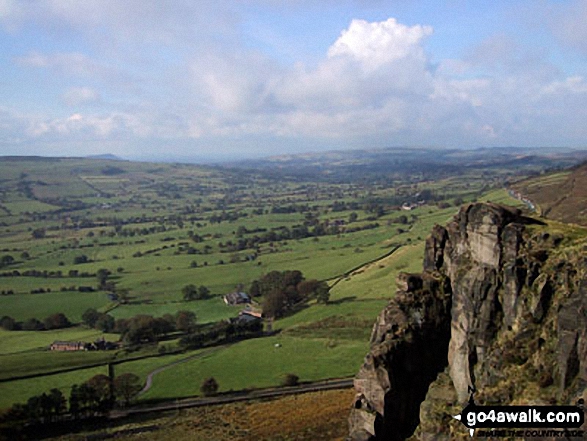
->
<box><xmin>349</xmin><ymin>203</ymin><xmax>587</xmax><ymax>440</ymax></box>
<box><xmin>511</xmin><ymin>162</ymin><xmax>587</xmax><ymax>226</ymax></box>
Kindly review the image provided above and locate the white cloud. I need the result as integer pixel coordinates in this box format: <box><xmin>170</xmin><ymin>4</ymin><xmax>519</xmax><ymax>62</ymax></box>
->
<box><xmin>62</xmin><ymin>87</ymin><xmax>100</xmax><ymax>106</ymax></box>
<box><xmin>16</xmin><ymin>52</ymin><xmax>114</xmax><ymax>79</ymax></box>
<box><xmin>3</xmin><ymin>8</ymin><xmax>587</xmax><ymax>156</ymax></box>
<box><xmin>25</xmin><ymin>112</ymin><xmax>151</xmax><ymax>140</ymax></box>
<box><xmin>327</xmin><ymin>18</ymin><xmax>433</xmax><ymax>72</ymax></box>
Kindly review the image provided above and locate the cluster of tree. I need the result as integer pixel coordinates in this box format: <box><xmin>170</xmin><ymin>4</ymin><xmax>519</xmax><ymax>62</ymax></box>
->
<box><xmin>234</xmin><ymin>226</ymin><xmax>268</xmax><ymax>238</ymax></box>
<box><xmin>216</xmin><ymin>220</ymin><xmax>379</xmax><ymax>254</ymax></box>
<box><xmin>0</xmin><ymin>269</ymin><xmax>96</xmax><ymax>278</ymax></box>
<box><xmin>179</xmin><ymin>319</ymin><xmax>263</xmax><ymax>350</ymax></box>
<box><xmin>0</xmin><ymin>313</ymin><xmax>71</xmax><ymax>331</ymax></box>
<box><xmin>330</xmin><ymin>201</ymin><xmax>360</xmax><ymax>212</ymax></box>
<box><xmin>249</xmin><ymin>270</ymin><xmax>330</xmax><ymax>318</ymax></box>
<box><xmin>0</xmin><ymin>254</ymin><xmax>15</xmax><ymax>268</ymax></box>
<box><xmin>208</xmin><ymin>211</ymin><xmax>247</xmax><ymax>224</ymax></box>
<box><xmin>96</xmin><ymin>268</ymin><xmax>116</xmax><ymax>291</ymax></box>
<box><xmin>26</xmin><ymin>286</ymin><xmax>96</xmax><ymax>294</ymax></box>
<box><xmin>0</xmin><ymin>373</ymin><xmax>142</xmax><ymax>434</ymax></box>
<box><xmin>270</xmin><ymin>204</ymin><xmax>313</xmax><ymax>214</ymax></box>
<box><xmin>82</xmin><ymin>308</ymin><xmax>197</xmax><ymax>344</ymax></box>
<box><xmin>182</xmin><ymin>284</ymin><xmax>211</xmax><ymax>301</ymax></box>
<box><xmin>81</xmin><ymin>308</ymin><xmax>115</xmax><ymax>332</ymax></box>
<box><xmin>73</xmin><ymin>254</ymin><xmax>92</xmax><ymax>265</ymax></box>
<box><xmin>173</xmin><ymin>243</ymin><xmax>214</xmax><ymax>256</ymax></box>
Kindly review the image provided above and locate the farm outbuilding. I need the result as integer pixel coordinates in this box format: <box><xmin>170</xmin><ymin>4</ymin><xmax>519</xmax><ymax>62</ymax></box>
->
<box><xmin>223</xmin><ymin>291</ymin><xmax>251</xmax><ymax>305</ymax></box>
<box><xmin>50</xmin><ymin>341</ymin><xmax>86</xmax><ymax>351</ymax></box>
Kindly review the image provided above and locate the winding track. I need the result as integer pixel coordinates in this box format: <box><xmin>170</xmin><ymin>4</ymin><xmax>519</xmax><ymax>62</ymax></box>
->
<box><xmin>138</xmin><ymin>347</ymin><xmax>221</xmax><ymax>396</ymax></box>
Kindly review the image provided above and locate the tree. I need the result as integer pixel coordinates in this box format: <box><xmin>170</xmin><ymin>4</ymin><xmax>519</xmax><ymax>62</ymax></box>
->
<box><xmin>296</xmin><ymin>280</ymin><xmax>320</xmax><ymax>298</ymax></box>
<box><xmin>182</xmin><ymin>284</ymin><xmax>210</xmax><ymax>301</ymax></box>
<box><xmin>48</xmin><ymin>388</ymin><xmax>67</xmax><ymax>420</ymax></box>
<box><xmin>0</xmin><ymin>315</ymin><xmax>17</xmax><ymax>331</ymax></box>
<box><xmin>182</xmin><ymin>284</ymin><xmax>197</xmax><ymax>301</ymax></box>
<box><xmin>96</xmin><ymin>269</ymin><xmax>111</xmax><ymax>289</ymax></box>
<box><xmin>349</xmin><ymin>212</ymin><xmax>358</xmax><ymax>223</ymax></box>
<box><xmin>249</xmin><ymin>280</ymin><xmax>261</xmax><ymax>297</ymax></box>
<box><xmin>113</xmin><ymin>373</ymin><xmax>142</xmax><ymax>406</ymax></box>
<box><xmin>175</xmin><ymin>310</ymin><xmax>196</xmax><ymax>333</ymax></box>
<box><xmin>200</xmin><ymin>377</ymin><xmax>219</xmax><ymax>396</ymax></box>
<box><xmin>263</xmin><ymin>289</ymin><xmax>287</xmax><ymax>318</ymax></box>
<box><xmin>76</xmin><ymin>382</ymin><xmax>100</xmax><ymax>416</ymax></box>
<box><xmin>73</xmin><ymin>255</ymin><xmax>89</xmax><ymax>265</ymax></box>
<box><xmin>282</xmin><ymin>373</ymin><xmax>299</xmax><ymax>387</ymax></box>
<box><xmin>43</xmin><ymin>313</ymin><xmax>71</xmax><ymax>330</ymax></box>
<box><xmin>95</xmin><ymin>314</ymin><xmax>115</xmax><ymax>332</ymax></box>
<box><xmin>314</xmin><ymin>281</ymin><xmax>331</xmax><ymax>304</ymax></box>
<box><xmin>0</xmin><ymin>255</ymin><xmax>15</xmax><ymax>268</ymax></box>
<box><xmin>22</xmin><ymin>318</ymin><xmax>44</xmax><ymax>331</ymax></box>
<box><xmin>69</xmin><ymin>385</ymin><xmax>81</xmax><ymax>419</ymax></box>
<box><xmin>197</xmin><ymin>285</ymin><xmax>210</xmax><ymax>299</ymax></box>
<box><xmin>86</xmin><ymin>374</ymin><xmax>113</xmax><ymax>413</ymax></box>
<box><xmin>82</xmin><ymin>308</ymin><xmax>100</xmax><ymax>328</ymax></box>
<box><xmin>117</xmin><ymin>288</ymin><xmax>130</xmax><ymax>304</ymax></box>
<box><xmin>31</xmin><ymin>228</ymin><xmax>46</xmax><ymax>239</ymax></box>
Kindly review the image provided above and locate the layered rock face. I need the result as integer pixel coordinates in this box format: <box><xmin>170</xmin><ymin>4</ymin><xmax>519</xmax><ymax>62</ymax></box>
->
<box><xmin>348</xmin><ymin>203</ymin><xmax>587</xmax><ymax>440</ymax></box>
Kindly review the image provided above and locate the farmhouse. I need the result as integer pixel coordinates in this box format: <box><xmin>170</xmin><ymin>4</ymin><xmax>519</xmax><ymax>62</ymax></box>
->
<box><xmin>223</xmin><ymin>291</ymin><xmax>251</xmax><ymax>305</ymax></box>
<box><xmin>50</xmin><ymin>341</ymin><xmax>86</xmax><ymax>351</ymax></box>
<box><xmin>238</xmin><ymin>309</ymin><xmax>262</xmax><ymax>321</ymax></box>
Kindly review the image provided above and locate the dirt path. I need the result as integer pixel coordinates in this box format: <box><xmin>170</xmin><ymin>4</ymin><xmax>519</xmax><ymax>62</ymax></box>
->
<box><xmin>138</xmin><ymin>347</ymin><xmax>221</xmax><ymax>396</ymax></box>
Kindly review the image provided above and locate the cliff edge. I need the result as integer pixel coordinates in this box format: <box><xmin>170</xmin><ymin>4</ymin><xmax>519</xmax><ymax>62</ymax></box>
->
<box><xmin>348</xmin><ymin>203</ymin><xmax>587</xmax><ymax>440</ymax></box>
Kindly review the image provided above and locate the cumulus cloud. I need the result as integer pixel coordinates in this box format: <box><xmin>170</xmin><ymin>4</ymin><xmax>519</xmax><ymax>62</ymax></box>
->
<box><xmin>2</xmin><ymin>5</ymin><xmax>587</xmax><ymax>156</ymax></box>
<box><xmin>327</xmin><ymin>18</ymin><xmax>433</xmax><ymax>72</ymax></box>
<box><xmin>187</xmin><ymin>17</ymin><xmax>437</xmax><ymax>141</ymax></box>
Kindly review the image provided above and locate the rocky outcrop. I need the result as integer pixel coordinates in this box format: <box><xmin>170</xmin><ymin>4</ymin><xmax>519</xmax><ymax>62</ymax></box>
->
<box><xmin>349</xmin><ymin>272</ymin><xmax>452</xmax><ymax>441</ymax></box>
<box><xmin>348</xmin><ymin>203</ymin><xmax>587</xmax><ymax>440</ymax></box>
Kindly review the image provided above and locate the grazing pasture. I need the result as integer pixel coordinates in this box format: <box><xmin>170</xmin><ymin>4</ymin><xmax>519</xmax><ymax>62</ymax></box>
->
<box><xmin>0</xmin><ymin>154</ymin><xmax>542</xmax><ymax>411</ymax></box>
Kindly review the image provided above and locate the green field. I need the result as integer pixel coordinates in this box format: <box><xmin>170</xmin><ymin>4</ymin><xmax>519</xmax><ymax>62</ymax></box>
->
<box><xmin>0</xmin><ymin>291</ymin><xmax>111</xmax><ymax>322</ymax></box>
<box><xmin>0</xmin><ymin>155</ymin><xmax>534</xmax><ymax>410</ymax></box>
<box><xmin>127</xmin><ymin>336</ymin><xmax>368</xmax><ymax>401</ymax></box>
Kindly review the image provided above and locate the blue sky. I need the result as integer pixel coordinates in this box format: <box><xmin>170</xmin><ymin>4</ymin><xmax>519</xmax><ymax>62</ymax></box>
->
<box><xmin>0</xmin><ymin>0</ymin><xmax>586</xmax><ymax>161</ymax></box>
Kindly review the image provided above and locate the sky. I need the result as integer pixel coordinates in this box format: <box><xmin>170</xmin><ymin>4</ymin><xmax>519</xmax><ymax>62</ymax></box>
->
<box><xmin>1</xmin><ymin>0</ymin><xmax>587</xmax><ymax>161</ymax></box>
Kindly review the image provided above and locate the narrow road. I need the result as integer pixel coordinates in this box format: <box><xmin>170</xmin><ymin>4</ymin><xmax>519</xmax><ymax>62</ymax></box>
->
<box><xmin>111</xmin><ymin>377</ymin><xmax>354</xmax><ymax>418</ymax></box>
<box><xmin>138</xmin><ymin>347</ymin><xmax>221</xmax><ymax>396</ymax></box>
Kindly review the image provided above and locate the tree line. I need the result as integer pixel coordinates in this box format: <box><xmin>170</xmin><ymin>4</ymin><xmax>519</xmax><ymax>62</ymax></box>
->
<box><xmin>0</xmin><ymin>313</ymin><xmax>71</xmax><ymax>331</ymax></box>
<box><xmin>0</xmin><ymin>372</ymin><xmax>142</xmax><ymax>437</ymax></box>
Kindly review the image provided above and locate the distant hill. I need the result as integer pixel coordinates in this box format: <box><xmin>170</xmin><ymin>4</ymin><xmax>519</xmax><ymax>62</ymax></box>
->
<box><xmin>512</xmin><ymin>161</ymin><xmax>587</xmax><ymax>226</ymax></box>
<box><xmin>85</xmin><ymin>153</ymin><xmax>123</xmax><ymax>160</ymax></box>
<box><xmin>227</xmin><ymin>147</ymin><xmax>587</xmax><ymax>183</ymax></box>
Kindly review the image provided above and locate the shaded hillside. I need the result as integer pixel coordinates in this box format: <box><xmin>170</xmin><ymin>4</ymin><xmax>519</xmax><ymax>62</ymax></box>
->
<box><xmin>512</xmin><ymin>162</ymin><xmax>587</xmax><ymax>226</ymax></box>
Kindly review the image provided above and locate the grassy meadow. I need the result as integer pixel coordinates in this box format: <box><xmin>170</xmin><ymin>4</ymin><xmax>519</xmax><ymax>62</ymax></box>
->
<box><xmin>0</xmin><ymin>156</ymin><xmax>529</xmax><ymax>410</ymax></box>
